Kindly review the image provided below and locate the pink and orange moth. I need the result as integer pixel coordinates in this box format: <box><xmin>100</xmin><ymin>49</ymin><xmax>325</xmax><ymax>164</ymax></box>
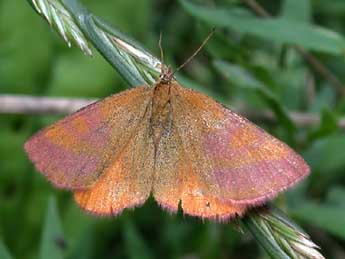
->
<box><xmin>24</xmin><ymin>65</ymin><xmax>310</xmax><ymax>221</ymax></box>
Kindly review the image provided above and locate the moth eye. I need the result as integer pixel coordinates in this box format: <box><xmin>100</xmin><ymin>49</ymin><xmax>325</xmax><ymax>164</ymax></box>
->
<box><xmin>206</xmin><ymin>201</ymin><xmax>210</xmax><ymax>207</ymax></box>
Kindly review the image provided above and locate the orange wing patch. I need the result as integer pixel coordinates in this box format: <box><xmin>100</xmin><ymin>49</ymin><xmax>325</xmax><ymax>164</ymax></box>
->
<box><xmin>180</xmin><ymin>165</ymin><xmax>246</xmax><ymax>221</ymax></box>
<box><xmin>152</xmin><ymin>118</ymin><xmax>246</xmax><ymax>221</ymax></box>
<box><xmin>74</xmin><ymin>115</ymin><xmax>155</xmax><ymax>216</ymax></box>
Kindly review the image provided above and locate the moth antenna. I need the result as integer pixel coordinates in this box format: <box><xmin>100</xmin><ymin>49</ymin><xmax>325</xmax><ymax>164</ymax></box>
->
<box><xmin>158</xmin><ymin>31</ymin><xmax>165</xmax><ymax>68</ymax></box>
<box><xmin>173</xmin><ymin>28</ymin><xmax>215</xmax><ymax>75</ymax></box>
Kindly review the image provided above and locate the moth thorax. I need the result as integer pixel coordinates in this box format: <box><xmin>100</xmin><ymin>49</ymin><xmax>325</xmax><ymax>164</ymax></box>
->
<box><xmin>151</xmin><ymin>84</ymin><xmax>172</xmax><ymax>144</ymax></box>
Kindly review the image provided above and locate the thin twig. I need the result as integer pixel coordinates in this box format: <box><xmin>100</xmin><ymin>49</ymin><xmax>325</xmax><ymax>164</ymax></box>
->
<box><xmin>0</xmin><ymin>95</ymin><xmax>95</xmax><ymax>115</ymax></box>
<box><xmin>241</xmin><ymin>0</ymin><xmax>269</xmax><ymax>17</ymax></box>
<box><xmin>296</xmin><ymin>46</ymin><xmax>345</xmax><ymax>96</ymax></box>
<box><xmin>1</xmin><ymin>95</ymin><xmax>344</xmax><ymax>128</ymax></box>
<box><xmin>241</xmin><ymin>0</ymin><xmax>345</xmax><ymax>96</ymax></box>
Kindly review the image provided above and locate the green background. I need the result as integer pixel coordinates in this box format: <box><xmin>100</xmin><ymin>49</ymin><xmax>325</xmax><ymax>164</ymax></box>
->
<box><xmin>1</xmin><ymin>0</ymin><xmax>345</xmax><ymax>258</ymax></box>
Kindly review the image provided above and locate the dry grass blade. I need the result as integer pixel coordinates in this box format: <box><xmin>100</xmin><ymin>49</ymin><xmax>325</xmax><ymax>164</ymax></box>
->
<box><xmin>30</xmin><ymin>0</ymin><xmax>92</xmax><ymax>55</ymax></box>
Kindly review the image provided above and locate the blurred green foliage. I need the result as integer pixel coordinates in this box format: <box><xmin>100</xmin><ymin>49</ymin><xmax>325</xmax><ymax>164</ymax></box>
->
<box><xmin>1</xmin><ymin>0</ymin><xmax>345</xmax><ymax>258</ymax></box>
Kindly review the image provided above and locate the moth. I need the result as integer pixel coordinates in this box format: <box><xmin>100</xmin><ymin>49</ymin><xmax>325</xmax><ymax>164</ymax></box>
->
<box><xmin>24</xmin><ymin>63</ymin><xmax>310</xmax><ymax>221</ymax></box>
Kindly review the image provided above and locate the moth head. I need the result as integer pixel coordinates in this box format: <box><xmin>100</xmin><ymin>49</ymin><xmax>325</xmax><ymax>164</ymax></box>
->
<box><xmin>159</xmin><ymin>65</ymin><xmax>174</xmax><ymax>85</ymax></box>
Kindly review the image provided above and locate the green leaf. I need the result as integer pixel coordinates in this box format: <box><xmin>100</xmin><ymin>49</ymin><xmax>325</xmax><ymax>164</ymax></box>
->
<box><xmin>0</xmin><ymin>128</ymin><xmax>29</xmax><ymax>185</ymax></box>
<box><xmin>123</xmin><ymin>220</ymin><xmax>153</xmax><ymax>259</ymax></box>
<box><xmin>281</xmin><ymin>0</ymin><xmax>311</xmax><ymax>22</ymax></box>
<box><xmin>327</xmin><ymin>187</ymin><xmax>345</xmax><ymax>208</ymax></box>
<box><xmin>303</xmin><ymin>134</ymin><xmax>345</xmax><ymax>176</ymax></box>
<box><xmin>198</xmin><ymin>224</ymin><xmax>222</xmax><ymax>259</ymax></box>
<box><xmin>47</xmin><ymin>52</ymin><xmax>121</xmax><ymax>98</ymax></box>
<box><xmin>309</xmin><ymin>85</ymin><xmax>336</xmax><ymax>113</ymax></box>
<box><xmin>292</xmin><ymin>200</ymin><xmax>345</xmax><ymax>240</ymax></box>
<box><xmin>213</xmin><ymin>60</ymin><xmax>295</xmax><ymax>133</ymax></box>
<box><xmin>180</xmin><ymin>0</ymin><xmax>345</xmax><ymax>56</ymax></box>
<box><xmin>39</xmin><ymin>196</ymin><xmax>65</xmax><ymax>259</ymax></box>
<box><xmin>0</xmin><ymin>0</ymin><xmax>54</xmax><ymax>93</ymax></box>
<box><xmin>314</xmin><ymin>0</ymin><xmax>345</xmax><ymax>16</ymax></box>
<box><xmin>0</xmin><ymin>240</ymin><xmax>13</xmax><ymax>259</ymax></box>
<box><xmin>273</xmin><ymin>67</ymin><xmax>307</xmax><ymax>110</ymax></box>
<box><xmin>308</xmin><ymin>108</ymin><xmax>339</xmax><ymax>141</ymax></box>
<box><xmin>64</xmin><ymin>202</ymin><xmax>96</xmax><ymax>259</ymax></box>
